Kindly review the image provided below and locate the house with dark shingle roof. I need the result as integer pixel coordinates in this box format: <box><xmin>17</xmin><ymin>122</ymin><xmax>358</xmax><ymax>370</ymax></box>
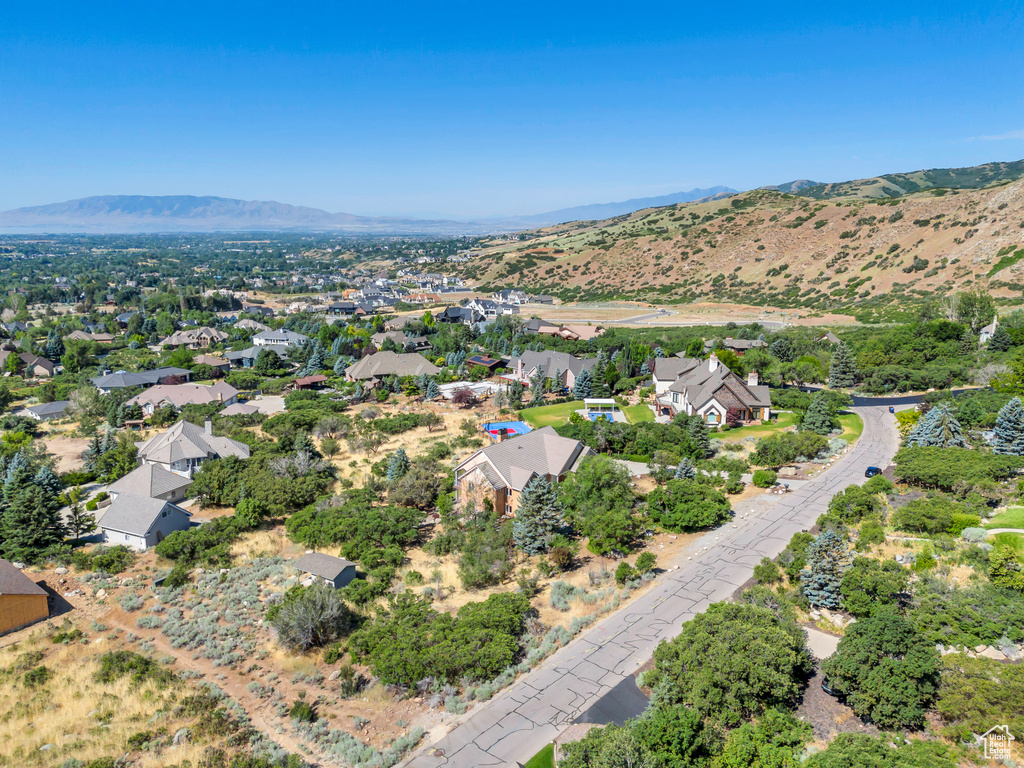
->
<box><xmin>454</xmin><ymin>426</ymin><xmax>591</xmax><ymax>516</ymax></box>
<box><xmin>90</xmin><ymin>366</ymin><xmax>192</xmax><ymax>394</ymax></box>
<box><xmin>24</xmin><ymin>400</ymin><xmax>71</xmax><ymax>421</ymax></box>
<box><xmin>505</xmin><ymin>350</ymin><xmax>598</xmax><ymax>391</ymax></box>
<box><xmin>656</xmin><ymin>354</ymin><xmax>771</xmax><ymax>424</ymax></box>
<box><xmin>97</xmin><ymin>494</ymin><xmax>192</xmax><ymax>551</ymax></box>
<box><xmin>136</xmin><ymin>419</ymin><xmax>250</xmax><ymax>478</ymax></box>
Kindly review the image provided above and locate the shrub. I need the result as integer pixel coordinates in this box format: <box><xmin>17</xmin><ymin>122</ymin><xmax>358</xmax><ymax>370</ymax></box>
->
<box><xmin>289</xmin><ymin>698</ymin><xmax>317</xmax><ymax>723</ymax></box>
<box><xmin>753</xmin><ymin>557</ymin><xmax>782</xmax><ymax>584</ymax></box>
<box><xmin>752</xmin><ymin>469</ymin><xmax>777</xmax><ymax>488</ymax></box>
<box><xmin>403</xmin><ymin>570</ymin><xmax>425</xmax><ymax>586</ymax></box>
<box><xmin>272</xmin><ymin>584</ymin><xmax>357</xmax><ymax>652</ymax></box>
<box><xmin>95</xmin><ymin>651</ymin><xmax>175</xmax><ymax>687</ymax></box>
<box><xmin>90</xmin><ymin>545</ymin><xmax>136</xmax><ymax>575</ymax></box>
<box><xmin>615</xmin><ymin>562</ymin><xmax>638</xmax><ymax>586</ymax></box>
<box><xmin>635</xmin><ymin>551</ymin><xmax>657</xmax><ymax>574</ymax></box>
<box><xmin>24</xmin><ymin>665</ymin><xmax>53</xmax><ymax>687</ymax></box>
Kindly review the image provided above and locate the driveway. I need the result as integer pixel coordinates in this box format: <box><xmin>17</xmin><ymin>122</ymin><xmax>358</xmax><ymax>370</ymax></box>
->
<box><xmin>402</xmin><ymin>406</ymin><xmax>899</xmax><ymax>767</ymax></box>
<box><xmin>251</xmin><ymin>395</ymin><xmax>286</xmax><ymax>415</ymax></box>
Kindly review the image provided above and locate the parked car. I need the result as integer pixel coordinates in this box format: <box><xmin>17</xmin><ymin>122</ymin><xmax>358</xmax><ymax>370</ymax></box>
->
<box><xmin>865</xmin><ymin>466</ymin><xmax>882</xmax><ymax>478</ymax></box>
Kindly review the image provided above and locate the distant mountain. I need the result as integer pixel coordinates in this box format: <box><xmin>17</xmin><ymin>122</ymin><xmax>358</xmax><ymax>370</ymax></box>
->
<box><xmin>794</xmin><ymin>160</ymin><xmax>1024</xmax><ymax>200</ymax></box>
<box><xmin>0</xmin><ymin>195</ymin><xmax>479</xmax><ymax>235</ymax></box>
<box><xmin>489</xmin><ymin>187</ymin><xmax>738</xmax><ymax>229</ymax></box>
<box><xmin>760</xmin><ymin>179</ymin><xmax>820</xmax><ymax>194</ymax></box>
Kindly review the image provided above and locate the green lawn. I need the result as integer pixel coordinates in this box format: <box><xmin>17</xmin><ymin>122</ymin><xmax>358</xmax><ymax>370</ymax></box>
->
<box><xmin>986</xmin><ymin>507</ymin><xmax>1024</xmax><ymax>530</ymax></box>
<box><xmin>992</xmin><ymin>532</ymin><xmax>1024</xmax><ymax>554</ymax></box>
<box><xmin>838</xmin><ymin>413</ymin><xmax>864</xmax><ymax>443</ymax></box>
<box><xmin>525</xmin><ymin>743</ymin><xmax>555</xmax><ymax>768</ymax></box>
<box><xmin>716</xmin><ymin>412</ymin><xmax>799</xmax><ymax>441</ymax></box>
<box><xmin>519</xmin><ymin>400</ymin><xmax>584</xmax><ymax>428</ymax></box>
<box><xmin>623</xmin><ymin>404</ymin><xmax>655</xmax><ymax>423</ymax></box>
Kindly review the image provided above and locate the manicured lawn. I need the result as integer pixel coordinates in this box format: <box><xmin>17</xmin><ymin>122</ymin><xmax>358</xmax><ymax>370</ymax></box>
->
<box><xmin>519</xmin><ymin>400</ymin><xmax>584</xmax><ymax>428</ymax></box>
<box><xmin>838</xmin><ymin>413</ymin><xmax>864</xmax><ymax>443</ymax></box>
<box><xmin>525</xmin><ymin>743</ymin><xmax>555</xmax><ymax>768</ymax></box>
<box><xmin>623</xmin><ymin>404</ymin><xmax>655</xmax><ymax>423</ymax></box>
<box><xmin>715</xmin><ymin>412</ymin><xmax>799</xmax><ymax>441</ymax></box>
<box><xmin>986</xmin><ymin>507</ymin><xmax>1024</xmax><ymax>530</ymax></box>
<box><xmin>992</xmin><ymin>532</ymin><xmax>1024</xmax><ymax>554</ymax></box>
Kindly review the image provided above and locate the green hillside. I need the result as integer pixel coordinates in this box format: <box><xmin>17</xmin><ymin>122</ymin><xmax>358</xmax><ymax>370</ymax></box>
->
<box><xmin>795</xmin><ymin>159</ymin><xmax>1024</xmax><ymax>200</ymax></box>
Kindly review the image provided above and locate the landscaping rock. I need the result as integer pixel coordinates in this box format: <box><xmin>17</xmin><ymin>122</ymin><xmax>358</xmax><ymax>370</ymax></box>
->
<box><xmin>12</xmin><ymin>561</ymin><xmax>26</xmax><ymax>569</ymax></box>
<box><xmin>778</xmin><ymin>466</ymin><xmax>798</xmax><ymax>477</ymax></box>
<box><xmin>173</xmin><ymin>728</ymin><xmax>190</xmax><ymax>745</ymax></box>
<box><xmin>95</xmin><ymin>588</ymin><xmax>107</xmax><ymax>599</ymax></box>
<box><xmin>980</xmin><ymin>646</ymin><xmax>1006</xmax><ymax>661</ymax></box>
<box><xmin>54</xmin><ymin>567</ymin><xmax>68</xmax><ymax>575</ymax></box>
<box><xmin>328</xmin><ymin>670</ymin><xmax>340</xmax><ymax>682</ymax></box>
<box><xmin>1003</xmin><ymin>645</ymin><xmax>1024</xmax><ymax>662</ymax></box>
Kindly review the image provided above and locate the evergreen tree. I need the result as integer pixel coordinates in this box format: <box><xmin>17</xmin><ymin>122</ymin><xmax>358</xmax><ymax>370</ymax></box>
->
<box><xmin>801</xmin><ymin>530</ymin><xmax>853</xmax><ymax>609</ymax></box>
<box><xmin>958</xmin><ymin>329</ymin><xmax>976</xmax><ymax>355</ymax></box>
<box><xmin>770</xmin><ymin>337</ymin><xmax>795</xmax><ymax>363</ymax></box>
<box><xmin>653</xmin><ymin>346</ymin><xmax>666</xmax><ymax>358</ymax></box>
<box><xmin>508</xmin><ymin>379</ymin><xmax>525</xmax><ymax>409</ymax></box>
<box><xmin>2</xmin><ymin>460</ymin><xmax>64</xmax><ymax>562</ymax></box>
<box><xmin>827</xmin><ymin>342</ymin><xmax>858</xmax><ymax>388</ymax></box>
<box><xmin>573</xmin><ymin>368</ymin><xmax>593</xmax><ymax>399</ymax></box>
<box><xmin>33</xmin><ymin>466</ymin><xmax>62</xmax><ymax>497</ymax></box>
<box><xmin>386</xmin><ymin>448</ymin><xmax>410</xmax><ymax>482</ymax></box>
<box><xmin>529</xmin><ymin>372</ymin><xmax>545</xmax><ymax>405</ymax></box>
<box><xmin>425</xmin><ymin>379</ymin><xmax>440</xmax><ymax>400</ymax></box>
<box><xmin>905</xmin><ymin>403</ymin><xmax>968</xmax><ymax>448</ymax></box>
<box><xmin>333</xmin><ymin>356</ymin><xmax>348</xmax><ymax>376</ymax></box>
<box><xmin>674</xmin><ymin>457</ymin><xmax>697</xmax><ymax>480</ymax></box>
<box><xmin>688</xmin><ymin>417</ymin><xmax>713</xmax><ymax>459</ymax></box>
<box><xmin>330</xmin><ymin>336</ymin><xmax>342</xmax><ymax>356</ymax></box>
<box><xmin>66</xmin><ymin>503</ymin><xmax>97</xmax><ymax>540</ymax></box>
<box><xmin>992</xmin><ymin>396</ymin><xmax>1024</xmax><ymax>455</ymax></box>
<box><xmin>353</xmin><ymin>382</ymin><xmax>364</xmax><ymax>401</ymax></box>
<box><xmin>801</xmin><ymin>392</ymin><xmax>837</xmax><ymax>435</ymax></box>
<box><xmin>989</xmin><ymin>325</ymin><xmax>1012</xmax><ymax>352</ymax></box>
<box><xmin>44</xmin><ymin>331</ymin><xmax>65</xmax><ymax>361</ymax></box>
<box><xmin>512</xmin><ymin>476</ymin><xmax>566</xmax><ymax>554</ymax></box>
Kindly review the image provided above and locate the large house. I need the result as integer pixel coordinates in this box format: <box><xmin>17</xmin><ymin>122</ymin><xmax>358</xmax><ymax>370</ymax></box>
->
<box><xmin>224</xmin><ymin>344</ymin><xmax>291</xmax><ymax>369</ymax></box>
<box><xmin>159</xmin><ymin>327</ymin><xmax>228</xmax><ymax>350</ymax></box>
<box><xmin>136</xmin><ymin>419</ymin><xmax>250</xmax><ymax>478</ymax></box>
<box><xmin>127</xmin><ymin>382</ymin><xmax>239</xmax><ymax>415</ymax></box>
<box><xmin>253</xmin><ymin>329</ymin><xmax>308</xmax><ymax>347</ymax></box>
<box><xmin>234</xmin><ymin>318</ymin><xmax>270</xmax><ymax>333</ymax></box>
<box><xmin>656</xmin><ymin>353</ymin><xmax>771</xmax><ymax>424</ymax></box>
<box><xmin>438</xmin><ymin>306</ymin><xmax>484</xmax><ymax>325</ymax></box>
<box><xmin>491</xmin><ymin>289</ymin><xmax>530</xmax><ymax>305</ymax></box>
<box><xmin>370</xmin><ymin>331</ymin><xmax>433</xmax><ymax>354</ymax></box>
<box><xmin>107</xmin><ymin>463</ymin><xmax>193</xmax><ymax>503</ymax></box>
<box><xmin>467</xmin><ymin>298</ymin><xmax>518</xmax><ymax>320</ymax></box>
<box><xmin>345</xmin><ymin>351</ymin><xmax>441</xmax><ymax>382</ymax></box>
<box><xmin>23</xmin><ymin>401</ymin><xmax>71</xmax><ymax>421</ymax></box>
<box><xmin>90</xmin><ymin>367</ymin><xmax>192</xmax><ymax>394</ymax></box>
<box><xmin>97</xmin><ymin>494</ymin><xmax>192</xmax><ymax>551</ymax></box>
<box><xmin>653</xmin><ymin>357</ymin><xmax>703</xmax><ymax>396</ymax></box>
<box><xmin>505</xmin><ymin>350</ymin><xmax>599</xmax><ymax>391</ymax></box>
<box><xmin>454</xmin><ymin>426</ymin><xmax>592</xmax><ymax>516</ymax></box>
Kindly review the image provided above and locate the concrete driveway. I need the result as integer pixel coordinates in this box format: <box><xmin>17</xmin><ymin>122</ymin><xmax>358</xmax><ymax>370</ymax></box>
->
<box><xmin>402</xmin><ymin>406</ymin><xmax>899</xmax><ymax>767</ymax></box>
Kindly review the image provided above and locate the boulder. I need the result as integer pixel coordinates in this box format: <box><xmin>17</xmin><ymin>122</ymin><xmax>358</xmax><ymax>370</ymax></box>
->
<box><xmin>328</xmin><ymin>670</ymin><xmax>341</xmax><ymax>682</ymax></box>
<box><xmin>173</xmin><ymin>728</ymin><xmax>190</xmax><ymax>746</ymax></box>
<box><xmin>778</xmin><ymin>466</ymin><xmax>798</xmax><ymax>477</ymax></box>
<box><xmin>95</xmin><ymin>588</ymin><xmax>107</xmax><ymax>599</ymax></box>
<box><xmin>54</xmin><ymin>567</ymin><xmax>68</xmax><ymax>575</ymax></box>
<box><xmin>12</xmin><ymin>561</ymin><xmax>26</xmax><ymax>569</ymax></box>
<box><xmin>1003</xmin><ymin>645</ymin><xmax>1024</xmax><ymax>662</ymax></box>
<box><xmin>980</xmin><ymin>646</ymin><xmax>1007</xmax><ymax>661</ymax></box>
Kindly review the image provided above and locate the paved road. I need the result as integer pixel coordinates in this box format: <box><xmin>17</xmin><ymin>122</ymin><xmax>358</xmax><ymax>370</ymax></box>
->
<box><xmin>403</xmin><ymin>406</ymin><xmax>898</xmax><ymax>767</ymax></box>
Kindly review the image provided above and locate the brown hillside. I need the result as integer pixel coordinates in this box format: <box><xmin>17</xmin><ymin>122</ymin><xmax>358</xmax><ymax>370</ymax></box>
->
<box><xmin>452</xmin><ymin>180</ymin><xmax>1024</xmax><ymax>316</ymax></box>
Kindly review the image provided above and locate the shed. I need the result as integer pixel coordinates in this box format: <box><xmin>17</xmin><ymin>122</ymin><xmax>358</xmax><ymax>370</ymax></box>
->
<box><xmin>293</xmin><ymin>553</ymin><xmax>357</xmax><ymax>588</ymax></box>
<box><xmin>294</xmin><ymin>375</ymin><xmax>328</xmax><ymax>390</ymax></box>
<box><xmin>0</xmin><ymin>559</ymin><xmax>49</xmax><ymax>635</ymax></box>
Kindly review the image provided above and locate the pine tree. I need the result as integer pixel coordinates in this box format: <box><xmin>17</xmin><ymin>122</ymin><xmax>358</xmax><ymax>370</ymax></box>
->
<box><xmin>827</xmin><ymin>342</ymin><xmax>858</xmax><ymax>388</ymax></box>
<box><xmin>508</xmin><ymin>379</ymin><xmax>524</xmax><ymax>409</ymax></box>
<box><xmin>573</xmin><ymin>368</ymin><xmax>593</xmax><ymax>399</ymax></box>
<box><xmin>330</xmin><ymin>336</ymin><xmax>342</xmax><ymax>356</ymax></box>
<box><xmin>512</xmin><ymin>476</ymin><xmax>566</xmax><ymax>555</ymax></box>
<box><xmin>801</xmin><ymin>392</ymin><xmax>836</xmax><ymax>435</ymax></box>
<box><xmin>770</xmin><ymin>338</ymin><xmax>794</xmax><ymax>363</ymax></box>
<box><xmin>66</xmin><ymin>503</ymin><xmax>97</xmax><ymax>540</ymax></box>
<box><xmin>992</xmin><ymin>396</ymin><xmax>1024</xmax><ymax>455</ymax></box>
<box><xmin>688</xmin><ymin>418</ymin><xmax>713</xmax><ymax>459</ymax></box>
<box><xmin>2</xmin><ymin>461</ymin><xmax>64</xmax><ymax>562</ymax></box>
<box><xmin>906</xmin><ymin>402</ymin><xmax>968</xmax><ymax>448</ymax></box>
<box><xmin>958</xmin><ymin>330</ymin><xmax>976</xmax><ymax>355</ymax></box>
<box><xmin>353</xmin><ymin>382</ymin><xmax>364</xmax><ymax>401</ymax></box>
<box><xmin>425</xmin><ymin>379</ymin><xmax>440</xmax><ymax>400</ymax></box>
<box><xmin>800</xmin><ymin>530</ymin><xmax>853</xmax><ymax>609</ymax></box>
<box><xmin>674</xmin><ymin>457</ymin><xmax>696</xmax><ymax>480</ymax></box>
<box><xmin>654</xmin><ymin>347</ymin><xmax>666</xmax><ymax>358</ymax></box>
<box><xmin>386</xmin><ymin>448</ymin><xmax>410</xmax><ymax>482</ymax></box>
<box><xmin>989</xmin><ymin>325</ymin><xmax>1012</xmax><ymax>352</ymax></box>
<box><xmin>33</xmin><ymin>466</ymin><xmax>62</xmax><ymax>497</ymax></box>
<box><xmin>334</xmin><ymin>356</ymin><xmax>348</xmax><ymax>376</ymax></box>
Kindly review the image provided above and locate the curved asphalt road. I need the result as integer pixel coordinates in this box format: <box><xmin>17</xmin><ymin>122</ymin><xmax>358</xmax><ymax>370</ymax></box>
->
<box><xmin>403</xmin><ymin>406</ymin><xmax>899</xmax><ymax>768</ymax></box>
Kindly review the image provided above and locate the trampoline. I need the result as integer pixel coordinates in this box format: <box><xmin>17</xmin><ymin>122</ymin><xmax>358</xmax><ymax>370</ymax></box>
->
<box><xmin>482</xmin><ymin>420</ymin><xmax>532</xmax><ymax>438</ymax></box>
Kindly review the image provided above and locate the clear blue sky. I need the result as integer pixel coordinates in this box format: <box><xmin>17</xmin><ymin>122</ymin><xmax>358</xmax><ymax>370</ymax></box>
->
<box><xmin>2</xmin><ymin>2</ymin><xmax>1022</xmax><ymax>218</ymax></box>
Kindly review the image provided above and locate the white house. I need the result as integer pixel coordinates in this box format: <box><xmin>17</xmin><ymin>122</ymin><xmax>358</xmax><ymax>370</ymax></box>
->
<box><xmin>97</xmin><ymin>494</ymin><xmax>192</xmax><ymax>551</ymax></box>
<box><xmin>253</xmin><ymin>329</ymin><xmax>308</xmax><ymax>347</ymax></box>
<box><xmin>136</xmin><ymin>420</ymin><xmax>250</xmax><ymax>478</ymax></box>
<box><xmin>656</xmin><ymin>354</ymin><xmax>771</xmax><ymax>424</ymax></box>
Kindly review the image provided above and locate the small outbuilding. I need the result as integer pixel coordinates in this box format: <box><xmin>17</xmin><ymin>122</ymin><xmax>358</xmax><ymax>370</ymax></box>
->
<box><xmin>0</xmin><ymin>559</ymin><xmax>49</xmax><ymax>635</ymax></box>
<box><xmin>293</xmin><ymin>553</ymin><xmax>357</xmax><ymax>589</ymax></box>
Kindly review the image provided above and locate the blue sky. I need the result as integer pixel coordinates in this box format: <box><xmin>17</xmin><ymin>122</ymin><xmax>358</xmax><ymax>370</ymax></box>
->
<box><xmin>1</xmin><ymin>2</ymin><xmax>1022</xmax><ymax>218</ymax></box>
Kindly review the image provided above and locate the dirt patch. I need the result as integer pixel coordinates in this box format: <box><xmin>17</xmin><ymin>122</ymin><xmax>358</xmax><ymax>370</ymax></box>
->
<box><xmin>797</xmin><ymin>667</ymin><xmax>879</xmax><ymax>744</ymax></box>
<box><xmin>40</xmin><ymin>435</ymin><xmax>90</xmax><ymax>473</ymax></box>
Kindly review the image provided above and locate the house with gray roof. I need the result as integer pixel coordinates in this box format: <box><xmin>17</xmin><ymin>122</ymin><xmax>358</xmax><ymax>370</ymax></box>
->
<box><xmin>345</xmin><ymin>351</ymin><xmax>440</xmax><ymax>382</ymax></box>
<box><xmin>454</xmin><ymin>426</ymin><xmax>591</xmax><ymax>516</ymax></box>
<box><xmin>656</xmin><ymin>354</ymin><xmax>771</xmax><ymax>425</ymax></box>
<box><xmin>90</xmin><ymin>366</ymin><xmax>191</xmax><ymax>394</ymax></box>
<box><xmin>253</xmin><ymin>329</ymin><xmax>308</xmax><ymax>347</ymax></box>
<box><xmin>702</xmin><ymin>337</ymin><xmax>768</xmax><ymax>356</ymax></box>
<box><xmin>220</xmin><ymin>402</ymin><xmax>261</xmax><ymax>417</ymax></box>
<box><xmin>23</xmin><ymin>400</ymin><xmax>71</xmax><ymax>421</ymax></box>
<box><xmin>224</xmin><ymin>344</ymin><xmax>291</xmax><ymax>369</ymax></box>
<box><xmin>505</xmin><ymin>350</ymin><xmax>599</xmax><ymax>391</ymax></box>
<box><xmin>235</xmin><ymin>318</ymin><xmax>270</xmax><ymax>333</ymax></box>
<box><xmin>293</xmin><ymin>553</ymin><xmax>357</xmax><ymax>588</ymax></box>
<box><xmin>653</xmin><ymin>357</ymin><xmax>702</xmax><ymax>396</ymax></box>
<box><xmin>107</xmin><ymin>463</ymin><xmax>193</xmax><ymax>503</ymax></box>
<box><xmin>97</xmin><ymin>494</ymin><xmax>192</xmax><ymax>551</ymax></box>
<box><xmin>136</xmin><ymin>420</ymin><xmax>250</xmax><ymax>478</ymax></box>
<box><xmin>127</xmin><ymin>382</ymin><xmax>239</xmax><ymax>415</ymax></box>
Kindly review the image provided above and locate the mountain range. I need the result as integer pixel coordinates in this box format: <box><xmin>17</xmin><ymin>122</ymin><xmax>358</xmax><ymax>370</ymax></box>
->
<box><xmin>0</xmin><ymin>188</ymin><xmax>737</xmax><ymax>235</ymax></box>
